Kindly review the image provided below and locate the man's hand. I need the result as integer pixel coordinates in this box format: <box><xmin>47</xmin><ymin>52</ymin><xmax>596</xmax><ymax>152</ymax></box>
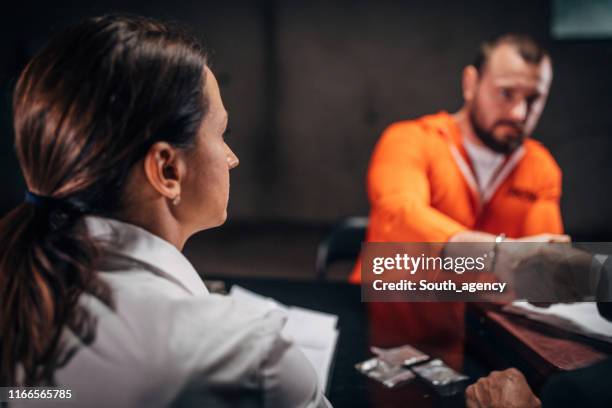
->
<box><xmin>515</xmin><ymin>233</ymin><xmax>571</xmax><ymax>243</ymax></box>
<box><xmin>465</xmin><ymin>368</ymin><xmax>541</xmax><ymax>408</ymax></box>
<box><xmin>493</xmin><ymin>234</ymin><xmax>571</xmax><ymax>290</ymax></box>
<box><xmin>512</xmin><ymin>245</ymin><xmax>595</xmax><ymax>302</ymax></box>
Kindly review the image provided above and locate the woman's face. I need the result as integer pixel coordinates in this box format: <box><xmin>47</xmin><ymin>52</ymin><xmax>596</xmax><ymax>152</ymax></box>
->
<box><xmin>181</xmin><ymin>67</ymin><xmax>239</xmax><ymax>231</ymax></box>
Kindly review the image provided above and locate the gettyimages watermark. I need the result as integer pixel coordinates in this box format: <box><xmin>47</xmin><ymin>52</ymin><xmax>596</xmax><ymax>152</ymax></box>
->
<box><xmin>360</xmin><ymin>242</ymin><xmax>612</xmax><ymax>302</ymax></box>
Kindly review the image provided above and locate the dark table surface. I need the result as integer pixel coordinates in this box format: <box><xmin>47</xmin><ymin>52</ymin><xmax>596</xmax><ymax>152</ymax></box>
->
<box><xmin>465</xmin><ymin>302</ymin><xmax>612</xmax><ymax>392</ymax></box>
<box><xmin>218</xmin><ymin>277</ymin><xmax>490</xmax><ymax>408</ymax></box>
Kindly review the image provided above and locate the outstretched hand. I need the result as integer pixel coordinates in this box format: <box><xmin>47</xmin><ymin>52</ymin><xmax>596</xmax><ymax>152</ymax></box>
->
<box><xmin>465</xmin><ymin>368</ymin><xmax>541</xmax><ymax>408</ymax></box>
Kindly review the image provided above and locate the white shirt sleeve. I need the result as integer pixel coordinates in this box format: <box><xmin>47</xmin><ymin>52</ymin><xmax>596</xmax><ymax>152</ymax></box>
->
<box><xmin>260</xmin><ymin>326</ymin><xmax>332</xmax><ymax>408</ymax></box>
<box><xmin>594</xmin><ymin>254</ymin><xmax>612</xmax><ymax>301</ymax></box>
<box><xmin>165</xmin><ymin>296</ymin><xmax>332</xmax><ymax>408</ymax></box>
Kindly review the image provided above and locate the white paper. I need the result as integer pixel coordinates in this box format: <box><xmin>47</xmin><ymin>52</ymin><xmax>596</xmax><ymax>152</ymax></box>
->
<box><xmin>229</xmin><ymin>285</ymin><xmax>339</xmax><ymax>392</ymax></box>
<box><xmin>228</xmin><ymin>284</ymin><xmax>286</xmax><ymax>313</ymax></box>
<box><xmin>508</xmin><ymin>301</ymin><xmax>612</xmax><ymax>343</ymax></box>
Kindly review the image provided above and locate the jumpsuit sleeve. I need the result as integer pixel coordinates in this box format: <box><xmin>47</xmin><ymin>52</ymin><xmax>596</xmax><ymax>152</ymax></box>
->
<box><xmin>367</xmin><ymin>122</ymin><xmax>468</xmax><ymax>243</ymax></box>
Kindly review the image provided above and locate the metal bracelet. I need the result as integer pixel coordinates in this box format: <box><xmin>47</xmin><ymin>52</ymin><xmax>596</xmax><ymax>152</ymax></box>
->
<box><xmin>490</xmin><ymin>233</ymin><xmax>506</xmax><ymax>272</ymax></box>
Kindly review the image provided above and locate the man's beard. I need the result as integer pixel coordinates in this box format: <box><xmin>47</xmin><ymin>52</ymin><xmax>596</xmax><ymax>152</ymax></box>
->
<box><xmin>469</xmin><ymin>108</ymin><xmax>526</xmax><ymax>155</ymax></box>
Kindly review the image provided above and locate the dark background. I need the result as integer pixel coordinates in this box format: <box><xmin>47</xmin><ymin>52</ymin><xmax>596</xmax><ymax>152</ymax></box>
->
<box><xmin>1</xmin><ymin>0</ymin><xmax>611</xmax><ymax>279</ymax></box>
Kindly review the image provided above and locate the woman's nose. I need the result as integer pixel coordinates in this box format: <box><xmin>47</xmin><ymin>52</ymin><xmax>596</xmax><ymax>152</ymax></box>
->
<box><xmin>226</xmin><ymin>145</ymin><xmax>239</xmax><ymax>169</ymax></box>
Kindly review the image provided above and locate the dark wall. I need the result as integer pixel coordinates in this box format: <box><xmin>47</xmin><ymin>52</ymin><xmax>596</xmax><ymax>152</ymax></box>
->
<box><xmin>1</xmin><ymin>0</ymin><xmax>611</xmax><ymax>237</ymax></box>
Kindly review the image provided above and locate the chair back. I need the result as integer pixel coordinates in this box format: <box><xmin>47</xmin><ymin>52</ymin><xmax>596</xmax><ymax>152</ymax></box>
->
<box><xmin>315</xmin><ymin>216</ymin><xmax>368</xmax><ymax>281</ymax></box>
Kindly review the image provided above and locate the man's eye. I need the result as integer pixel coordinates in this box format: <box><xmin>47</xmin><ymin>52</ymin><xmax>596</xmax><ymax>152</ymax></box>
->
<box><xmin>500</xmin><ymin>89</ymin><xmax>512</xmax><ymax>100</ymax></box>
<box><xmin>526</xmin><ymin>94</ymin><xmax>540</xmax><ymax>106</ymax></box>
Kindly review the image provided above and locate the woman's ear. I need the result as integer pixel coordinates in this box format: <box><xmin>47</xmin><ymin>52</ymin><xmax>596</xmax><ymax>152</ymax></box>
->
<box><xmin>462</xmin><ymin>65</ymin><xmax>479</xmax><ymax>103</ymax></box>
<box><xmin>143</xmin><ymin>142</ymin><xmax>185</xmax><ymax>202</ymax></box>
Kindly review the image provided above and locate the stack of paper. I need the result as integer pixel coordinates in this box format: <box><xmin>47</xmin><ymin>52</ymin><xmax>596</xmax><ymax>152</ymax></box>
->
<box><xmin>229</xmin><ymin>285</ymin><xmax>339</xmax><ymax>392</ymax></box>
<box><xmin>506</xmin><ymin>301</ymin><xmax>612</xmax><ymax>344</ymax></box>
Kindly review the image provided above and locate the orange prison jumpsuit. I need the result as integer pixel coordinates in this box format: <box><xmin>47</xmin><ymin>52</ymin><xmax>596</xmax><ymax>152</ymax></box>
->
<box><xmin>350</xmin><ymin>111</ymin><xmax>563</xmax><ymax>362</ymax></box>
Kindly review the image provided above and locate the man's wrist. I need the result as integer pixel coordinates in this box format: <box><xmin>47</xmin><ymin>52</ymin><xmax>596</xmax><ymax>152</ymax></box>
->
<box><xmin>489</xmin><ymin>233</ymin><xmax>506</xmax><ymax>272</ymax></box>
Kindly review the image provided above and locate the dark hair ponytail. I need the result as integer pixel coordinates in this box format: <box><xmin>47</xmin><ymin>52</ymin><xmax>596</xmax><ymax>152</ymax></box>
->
<box><xmin>0</xmin><ymin>15</ymin><xmax>208</xmax><ymax>385</ymax></box>
<box><xmin>0</xmin><ymin>202</ymin><xmax>105</xmax><ymax>385</ymax></box>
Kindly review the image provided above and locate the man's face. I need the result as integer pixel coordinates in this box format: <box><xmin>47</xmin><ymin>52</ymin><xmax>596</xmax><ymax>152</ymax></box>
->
<box><xmin>468</xmin><ymin>44</ymin><xmax>552</xmax><ymax>154</ymax></box>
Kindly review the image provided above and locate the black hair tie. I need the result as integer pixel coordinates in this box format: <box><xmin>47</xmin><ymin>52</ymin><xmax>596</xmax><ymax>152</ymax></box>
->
<box><xmin>24</xmin><ymin>191</ymin><xmax>88</xmax><ymax>214</ymax></box>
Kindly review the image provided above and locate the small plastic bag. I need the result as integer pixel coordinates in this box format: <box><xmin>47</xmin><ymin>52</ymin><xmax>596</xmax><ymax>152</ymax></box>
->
<box><xmin>370</xmin><ymin>345</ymin><xmax>430</xmax><ymax>367</ymax></box>
<box><xmin>355</xmin><ymin>357</ymin><xmax>416</xmax><ymax>388</ymax></box>
<box><xmin>411</xmin><ymin>359</ymin><xmax>469</xmax><ymax>396</ymax></box>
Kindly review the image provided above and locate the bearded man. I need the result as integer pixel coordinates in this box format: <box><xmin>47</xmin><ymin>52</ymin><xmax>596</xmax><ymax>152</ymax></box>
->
<box><xmin>351</xmin><ymin>34</ymin><xmax>569</xmax><ymax>359</ymax></box>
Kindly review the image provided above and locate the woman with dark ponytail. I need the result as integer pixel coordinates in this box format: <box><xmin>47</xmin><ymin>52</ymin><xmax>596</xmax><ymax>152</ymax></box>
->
<box><xmin>1</xmin><ymin>15</ymin><xmax>330</xmax><ymax>408</ymax></box>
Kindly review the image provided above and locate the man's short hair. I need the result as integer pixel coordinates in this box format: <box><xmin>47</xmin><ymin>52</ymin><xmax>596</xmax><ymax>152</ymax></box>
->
<box><xmin>473</xmin><ymin>34</ymin><xmax>550</xmax><ymax>73</ymax></box>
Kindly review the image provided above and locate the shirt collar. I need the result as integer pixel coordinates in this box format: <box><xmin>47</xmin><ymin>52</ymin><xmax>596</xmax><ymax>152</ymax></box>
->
<box><xmin>85</xmin><ymin>216</ymin><xmax>209</xmax><ymax>296</ymax></box>
<box><xmin>463</xmin><ymin>136</ymin><xmax>505</xmax><ymax>190</ymax></box>
<box><xmin>433</xmin><ymin>111</ymin><xmax>526</xmax><ymax>207</ymax></box>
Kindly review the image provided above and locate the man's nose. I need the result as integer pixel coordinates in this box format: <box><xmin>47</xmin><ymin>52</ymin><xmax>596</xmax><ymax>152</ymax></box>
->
<box><xmin>508</xmin><ymin>99</ymin><xmax>528</xmax><ymax>123</ymax></box>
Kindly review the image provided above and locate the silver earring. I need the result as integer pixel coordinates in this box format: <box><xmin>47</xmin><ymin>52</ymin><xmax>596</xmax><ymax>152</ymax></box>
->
<box><xmin>172</xmin><ymin>195</ymin><xmax>181</xmax><ymax>206</ymax></box>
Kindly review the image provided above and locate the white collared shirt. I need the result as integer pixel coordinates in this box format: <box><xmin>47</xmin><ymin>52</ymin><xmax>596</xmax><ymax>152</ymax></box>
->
<box><xmin>14</xmin><ymin>216</ymin><xmax>331</xmax><ymax>408</ymax></box>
